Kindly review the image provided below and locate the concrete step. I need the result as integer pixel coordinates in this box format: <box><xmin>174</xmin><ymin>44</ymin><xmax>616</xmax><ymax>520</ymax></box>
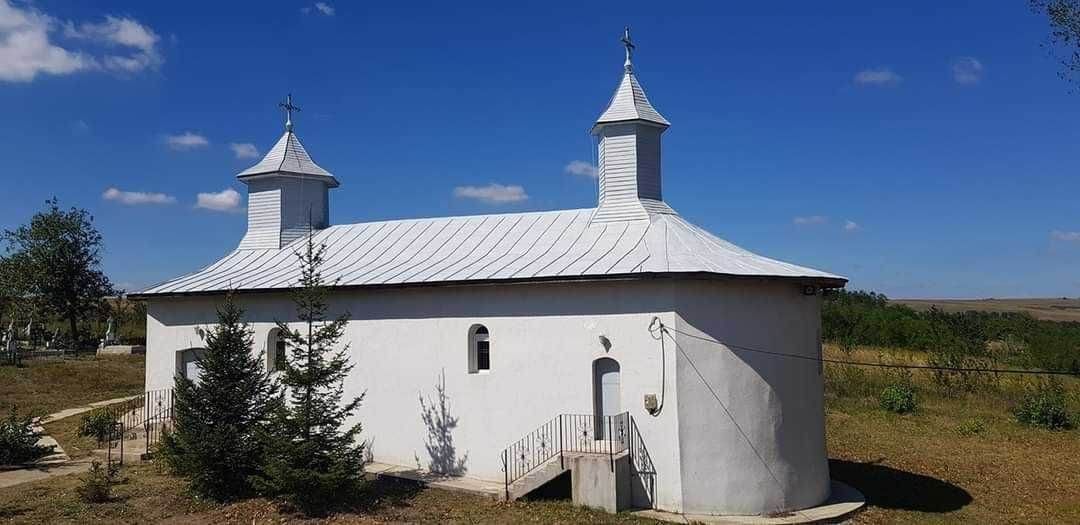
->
<box><xmin>507</xmin><ymin>455</ymin><xmax>568</xmax><ymax>501</ymax></box>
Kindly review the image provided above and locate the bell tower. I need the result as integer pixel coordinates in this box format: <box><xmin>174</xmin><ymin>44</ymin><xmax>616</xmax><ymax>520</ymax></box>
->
<box><xmin>591</xmin><ymin>28</ymin><xmax>673</xmax><ymax>223</ymax></box>
<box><xmin>236</xmin><ymin>95</ymin><xmax>339</xmax><ymax>250</ymax></box>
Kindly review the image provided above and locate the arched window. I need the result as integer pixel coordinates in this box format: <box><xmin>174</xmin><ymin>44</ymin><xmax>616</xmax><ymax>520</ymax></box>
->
<box><xmin>267</xmin><ymin>328</ymin><xmax>287</xmax><ymax>372</ymax></box>
<box><xmin>468</xmin><ymin>325</ymin><xmax>490</xmax><ymax>374</ymax></box>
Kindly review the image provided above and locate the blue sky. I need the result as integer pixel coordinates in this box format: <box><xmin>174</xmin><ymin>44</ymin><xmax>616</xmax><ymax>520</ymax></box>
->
<box><xmin>1</xmin><ymin>1</ymin><xmax>1078</xmax><ymax>298</ymax></box>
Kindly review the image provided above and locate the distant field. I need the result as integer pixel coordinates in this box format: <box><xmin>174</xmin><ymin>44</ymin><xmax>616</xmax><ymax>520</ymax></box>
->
<box><xmin>893</xmin><ymin>298</ymin><xmax>1080</xmax><ymax>322</ymax></box>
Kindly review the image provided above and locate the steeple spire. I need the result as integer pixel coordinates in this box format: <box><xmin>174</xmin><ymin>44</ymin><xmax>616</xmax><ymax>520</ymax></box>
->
<box><xmin>589</xmin><ymin>28</ymin><xmax>674</xmax><ymax>223</ymax></box>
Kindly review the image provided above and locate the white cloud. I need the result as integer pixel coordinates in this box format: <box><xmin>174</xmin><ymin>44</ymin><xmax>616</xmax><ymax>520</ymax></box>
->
<box><xmin>0</xmin><ymin>1</ymin><xmax>163</xmax><ymax>82</ymax></box>
<box><xmin>793</xmin><ymin>215</ymin><xmax>828</xmax><ymax>225</ymax></box>
<box><xmin>102</xmin><ymin>187</ymin><xmax>175</xmax><ymax>205</ymax></box>
<box><xmin>951</xmin><ymin>57</ymin><xmax>983</xmax><ymax>84</ymax></box>
<box><xmin>854</xmin><ymin>67</ymin><xmax>901</xmax><ymax>86</ymax></box>
<box><xmin>303</xmin><ymin>2</ymin><xmax>335</xmax><ymax>15</ymax></box>
<box><xmin>195</xmin><ymin>188</ymin><xmax>243</xmax><ymax>212</ymax></box>
<box><xmin>165</xmin><ymin>132</ymin><xmax>209</xmax><ymax>150</ymax></box>
<box><xmin>70</xmin><ymin>119</ymin><xmax>88</xmax><ymax>131</ymax></box>
<box><xmin>564</xmin><ymin>160</ymin><xmax>598</xmax><ymax>178</ymax></box>
<box><xmin>0</xmin><ymin>0</ymin><xmax>93</xmax><ymax>82</ymax></box>
<box><xmin>229</xmin><ymin>142</ymin><xmax>259</xmax><ymax>159</ymax></box>
<box><xmin>843</xmin><ymin>220</ymin><xmax>861</xmax><ymax>233</ymax></box>
<box><xmin>64</xmin><ymin>15</ymin><xmax>162</xmax><ymax>73</ymax></box>
<box><xmin>1051</xmin><ymin>230</ymin><xmax>1080</xmax><ymax>242</ymax></box>
<box><xmin>453</xmin><ymin>183</ymin><xmax>528</xmax><ymax>204</ymax></box>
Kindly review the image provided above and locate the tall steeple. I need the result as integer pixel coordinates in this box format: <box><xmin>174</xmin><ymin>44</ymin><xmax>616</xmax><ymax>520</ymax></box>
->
<box><xmin>591</xmin><ymin>27</ymin><xmax>672</xmax><ymax>223</ymax></box>
<box><xmin>236</xmin><ymin>95</ymin><xmax>338</xmax><ymax>250</ymax></box>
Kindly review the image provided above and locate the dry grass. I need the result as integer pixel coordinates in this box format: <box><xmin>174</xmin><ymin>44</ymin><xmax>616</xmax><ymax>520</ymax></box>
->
<box><xmin>0</xmin><ymin>462</ymin><xmax>660</xmax><ymax>524</ymax></box>
<box><xmin>894</xmin><ymin>298</ymin><xmax>1080</xmax><ymax>322</ymax></box>
<box><xmin>824</xmin><ymin>345</ymin><xmax>1080</xmax><ymax>524</ymax></box>
<box><xmin>0</xmin><ymin>355</ymin><xmax>145</xmax><ymax>416</ymax></box>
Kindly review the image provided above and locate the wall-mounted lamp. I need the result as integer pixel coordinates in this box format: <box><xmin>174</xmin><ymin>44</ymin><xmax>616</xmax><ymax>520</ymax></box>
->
<box><xmin>802</xmin><ymin>285</ymin><xmax>818</xmax><ymax>296</ymax></box>
<box><xmin>598</xmin><ymin>334</ymin><xmax>612</xmax><ymax>351</ymax></box>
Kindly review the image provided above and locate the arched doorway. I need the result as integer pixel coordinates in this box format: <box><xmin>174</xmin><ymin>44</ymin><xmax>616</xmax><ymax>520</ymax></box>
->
<box><xmin>593</xmin><ymin>357</ymin><xmax>621</xmax><ymax>438</ymax></box>
<box><xmin>178</xmin><ymin>348</ymin><xmax>206</xmax><ymax>385</ymax></box>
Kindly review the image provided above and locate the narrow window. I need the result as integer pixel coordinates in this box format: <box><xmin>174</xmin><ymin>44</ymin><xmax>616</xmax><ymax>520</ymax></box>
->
<box><xmin>469</xmin><ymin>325</ymin><xmax>490</xmax><ymax>374</ymax></box>
<box><xmin>268</xmin><ymin>329</ymin><xmax>287</xmax><ymax>372</ymax></box>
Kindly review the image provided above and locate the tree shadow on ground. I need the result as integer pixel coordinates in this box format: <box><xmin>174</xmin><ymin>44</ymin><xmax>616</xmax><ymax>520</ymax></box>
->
<box><xmin>417</xmin><ymin>370</ymin><xmax>468</xmax><ymax>476</ymax></box>
<box><xmin>830</xmin><ymin>458</ymin><xmax>972</xmax><ymax>513</ymax></box>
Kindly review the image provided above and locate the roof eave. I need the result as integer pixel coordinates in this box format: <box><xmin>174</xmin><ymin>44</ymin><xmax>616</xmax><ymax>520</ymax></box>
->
<box><xmin>128</xmin><ymin>271</ymin><xmax>847</xmax><ymax>300</ymax></box>
<box><xmin>236</xmin><ymin>171</ymin><xmax>340</xmax><ymax>188</ymax></box>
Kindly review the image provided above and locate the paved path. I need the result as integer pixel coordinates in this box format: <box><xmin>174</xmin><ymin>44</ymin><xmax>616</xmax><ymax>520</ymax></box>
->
<box><xmin>0</xmin><ymin>395</ymin><xmax>140</xmax><ymax>490</ymax></box>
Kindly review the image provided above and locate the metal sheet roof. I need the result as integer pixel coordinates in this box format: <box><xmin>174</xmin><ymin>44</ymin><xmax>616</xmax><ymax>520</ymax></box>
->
<box><xmin>595</xmin><ymin>72</ymin><xmax>670</xmax><ymax>128</ymax></box>
<box><xmin>236</xmin><ymin>131</ymin><xmax>338</xmax><ymax>186</ymax></box>
<box><xmin>137</xmin><ymin>209</ymin><xmax>845</xmax><ymax>296</ymax></box>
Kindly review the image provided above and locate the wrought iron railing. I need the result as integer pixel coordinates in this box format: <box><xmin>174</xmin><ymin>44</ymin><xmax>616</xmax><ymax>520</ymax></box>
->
<box><xmin>501</xmin><ymin>412</ymin><xmax>631</xmax><ymax>499</ymax></box>
<box><xmin>93</xmin><ymin>388</ymin><xmax>173</xmax><ymax>455</ymax></box>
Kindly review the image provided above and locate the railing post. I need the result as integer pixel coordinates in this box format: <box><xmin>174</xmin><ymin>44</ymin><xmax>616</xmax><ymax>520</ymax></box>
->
<box><xmin>608</xmin><ymin>416</ymin><xmax>614</xmax><ymax>472</ymax></box>
<box><xmin>558</xmin><ymin>415</ymin><xmax>564</xmax><ymax>470</ymax></box>
<box><xmin>503</xmin><ymin>449</ymin><xmax>509</xmax><ymax>501</ymax></box>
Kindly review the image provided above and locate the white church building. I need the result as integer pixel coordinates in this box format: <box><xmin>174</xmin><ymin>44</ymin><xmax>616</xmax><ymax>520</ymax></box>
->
<box><xmin>134</xmin><ymin>31</ymin><xmax>846</xmax><ymax>517</ymax></box>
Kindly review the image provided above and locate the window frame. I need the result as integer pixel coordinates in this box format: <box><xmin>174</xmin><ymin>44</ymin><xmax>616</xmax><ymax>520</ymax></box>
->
<box><xmin>468</xmin><ymin>324</ymin><xmax>491</xmax><ymax>374</ymax></box>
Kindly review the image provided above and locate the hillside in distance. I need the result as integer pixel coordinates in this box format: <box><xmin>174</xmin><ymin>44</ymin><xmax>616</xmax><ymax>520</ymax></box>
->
<box><xmin>893</xmin><ymin>298</ymin><xmax>1080</xmax><ymax>322</ymax></box>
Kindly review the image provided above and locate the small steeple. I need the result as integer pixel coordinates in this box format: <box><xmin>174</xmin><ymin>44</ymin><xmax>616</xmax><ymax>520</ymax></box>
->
<box><xmin>590</xmin><ymin>28</ymin><xmax>673</xmax><ymax>223</ymax></box>
<box><xmin>236</xmin><ymin>95</ymin><xmax>339</xmax><ymax>250</ymax></box>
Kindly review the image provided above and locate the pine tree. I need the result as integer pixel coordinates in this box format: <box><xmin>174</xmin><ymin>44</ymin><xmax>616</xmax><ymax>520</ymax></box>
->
<box><xmin>158</xmin><ymin>294</ymin><xmax>281</xmax><ymax>500</ymax></box>
<box><xmin>253</xmin><ymin>233</ymin><xmax>365</xmax><ymax>513</ymax></box>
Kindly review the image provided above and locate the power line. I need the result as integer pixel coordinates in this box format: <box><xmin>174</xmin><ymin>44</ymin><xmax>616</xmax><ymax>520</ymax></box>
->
<box><xmin>650</xmin><ymin>319</ymin><xmax>1079</xmax><ymax>377</ymax></box>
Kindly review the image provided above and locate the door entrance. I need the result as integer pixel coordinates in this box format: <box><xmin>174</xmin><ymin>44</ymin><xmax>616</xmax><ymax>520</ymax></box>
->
<box><xmin>593</xmin><ymin>357</ymin><xmax>621</xmax><ymax>439</ymax></box>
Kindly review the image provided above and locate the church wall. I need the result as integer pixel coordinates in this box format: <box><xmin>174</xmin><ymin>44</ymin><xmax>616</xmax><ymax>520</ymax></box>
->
<box><xmin>671</xmin><ymin>279</ymin><xmax>830</xmax><ymax>515</ymax></box>
<box><xmin>145</xmin><ymin>279</ymin><xmax>687</xmax><ymax>511</ymax></box>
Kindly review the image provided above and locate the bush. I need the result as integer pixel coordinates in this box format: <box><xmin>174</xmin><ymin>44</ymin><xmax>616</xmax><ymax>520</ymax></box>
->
<box><xmin>78</xmin><ymin>409</ymin><xmax>119</xmax><ymax>444</ymax></box>
<box><xmin>0</xmin><ymin>405</ymin><xmax>54</xmax><ymax>465</ymax></box>
<box><xmin>879</xmin><ymin>384</ymin><xmax>918</xmax><ymax>414</ymax></box>
<box><xmin>77</xmin><ymin>460</ymin><xmax>113</xmax><ymax>503</ymax></box>
<box><xmin>1015</xmin><ymin>380</ymin><xmax>1073</xmax><ymax>430</ymax></box>
<box><xmin>957</xmin><ymin>418</ymin><xmax>986</xmax><ymax>436</ymax></box>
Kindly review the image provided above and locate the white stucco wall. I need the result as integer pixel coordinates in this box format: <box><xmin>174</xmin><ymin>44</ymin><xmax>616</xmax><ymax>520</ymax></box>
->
<box><xmin>144</xmin><ymin>277</ymin><xmax>828</xmax><ymax>516</ymax></box>
<box><xmin>671</xmin><ymin>280</ymin><xmax>829</xmax><ymax>515</ymax></box>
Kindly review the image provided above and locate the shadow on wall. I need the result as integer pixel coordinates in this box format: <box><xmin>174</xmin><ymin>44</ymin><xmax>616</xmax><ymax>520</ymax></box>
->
<box><xmin>416</xmin><ymin>370</ymin><xmax>468</xmax><ymax>476</ymax></box>
<box><xmin>829</xmin><ymin>458</ymin><xmax>972</xmax><ymax>513</ymax></box>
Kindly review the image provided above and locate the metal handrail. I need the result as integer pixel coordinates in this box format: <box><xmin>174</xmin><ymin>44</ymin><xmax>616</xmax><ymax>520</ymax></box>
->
<box><xmin>501</xmin><ymin>412</ymin><xmax>631</xmax><ymax>499</ymax></box>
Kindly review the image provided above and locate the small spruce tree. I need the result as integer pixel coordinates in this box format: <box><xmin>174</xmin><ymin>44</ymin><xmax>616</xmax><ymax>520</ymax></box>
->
<box><xmin>158</xmin><ymin>294</ymin><xmax>280</xmax><ymax>500</ymax></box>
<box><xmin>253</xmin><ymin>233</ymin><xmax>365</xmax><ymax>513</ymax></box>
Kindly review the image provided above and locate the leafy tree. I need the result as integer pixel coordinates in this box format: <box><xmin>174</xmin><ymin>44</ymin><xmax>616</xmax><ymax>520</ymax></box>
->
<box><xmin>1</xmin><ymin>198</ymin><xmax>115</xmax><ymax>352</ymax></box>
<box><xmin>253</xmin><ymin>234</ymin><xmax>365</xmax><ymax>513</ymax></box>
<box><xmin>157</xmin><ymin>294</ymin><xmax>281</xmax><ymax>501</ymax></box>
<box><xmin>1031</xmin><ymin>1</ymin><xmax>1080</xmax><ymax>86</ymax></box>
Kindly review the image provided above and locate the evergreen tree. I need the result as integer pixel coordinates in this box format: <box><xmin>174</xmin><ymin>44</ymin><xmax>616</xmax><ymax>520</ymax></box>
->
<box><xmin>253</xmin><ymin>233</ymin><xmax>365</xmax><ymax>513</ymax></box>
<box><xmin>158</xmin><ymin>294</ymin><xmax>280</xmax><ymax>500</ymax></box>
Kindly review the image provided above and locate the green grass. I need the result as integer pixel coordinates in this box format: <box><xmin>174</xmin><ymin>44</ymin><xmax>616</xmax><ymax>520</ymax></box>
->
<box><xmin>824</xmin><ymin>345</ymin><xmax>1080</xmax><ymax>524</ymax></box>
<box><xmin>0</xmin><ymin>355</ymin><xmax>144</xmax><ymax>416</ymax></box>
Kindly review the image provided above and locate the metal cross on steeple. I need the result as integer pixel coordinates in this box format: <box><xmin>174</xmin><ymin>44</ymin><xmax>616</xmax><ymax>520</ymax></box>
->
<box><xmin>279</xmin><ymin>93</ymin><xmax>301</xmax><ymax>132</ymax></box>
<box><xmin>621</xmin><ymin>26</ymin><xmax>635</xmax><ymax>73</ymax></box>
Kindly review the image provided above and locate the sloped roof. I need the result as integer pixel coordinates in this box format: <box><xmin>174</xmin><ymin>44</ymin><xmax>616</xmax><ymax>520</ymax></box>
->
<box><xmin>237</xmin><ymin>131</ymin><xmax>339</xmax><ymax>186</ymax></box>
<box><xmin>595</xmin><ymin>72</ymin><xmax>670</xmax><ymax>128</ymax></box>
<box><xmin>135</xmin><ymin>209</ymin><xmax>845</xmax><ymax>296</ymax></box>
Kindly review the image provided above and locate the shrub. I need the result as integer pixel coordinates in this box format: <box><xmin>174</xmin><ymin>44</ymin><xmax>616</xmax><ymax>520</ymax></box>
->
<box><xmin>1015</xmin><ymin>380</ymin><xmax>1073</xmax><ymax>430</ymax></box>
<box><xmin>879</xmin><ymin>384</ymin><xmax>918</xmax><ymax>414</ymax></box>
<box><xmin>78</xmin><ymin>409</ymin><xmax>119</xmax><ymax>444</ymax></box>
<box><xmin>77</xmin><ymin>461</ymin><xmax>113</xmax><ymax>503</ymax></box>
<box><xmin>0</xmin><ymin>405</ymin><xmax>54</xmax><ymax>465</ymax></box>
<box><xmin>957</xmin><ymin>418</ymin><xmax>986</xmax><ymax>436</ymax></box>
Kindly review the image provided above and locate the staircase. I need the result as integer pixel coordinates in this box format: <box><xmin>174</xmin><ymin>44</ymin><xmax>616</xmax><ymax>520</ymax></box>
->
<box><xmin>501</xmin><ymin>413</ymin><xmax>633</xmax><ymax>509</ymax></box>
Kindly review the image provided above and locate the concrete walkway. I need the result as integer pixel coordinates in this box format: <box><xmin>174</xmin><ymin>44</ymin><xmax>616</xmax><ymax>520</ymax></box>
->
<box><xmin>632</xmin><ymin>481</ymin><xmax>865</xmax><ymax>524</ymax></box>
<box><xmin>0</xmin><ymin>395</ymin><xmax>140</xmax><ymax>489</ymax></box>
<box><xmin>365</xmin><ymin>461</ymin><xmax>504</xmax><ymax>500</ymax></box>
